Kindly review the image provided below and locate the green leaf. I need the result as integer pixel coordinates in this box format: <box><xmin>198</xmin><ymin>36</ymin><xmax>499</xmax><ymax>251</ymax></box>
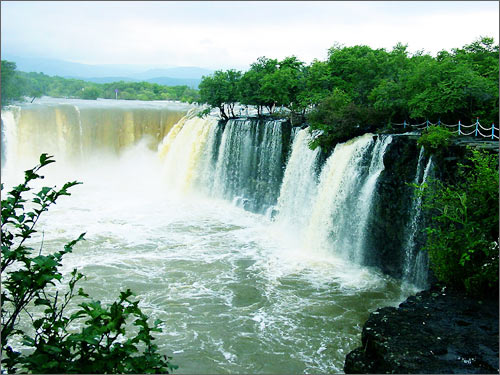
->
<box><xmin>34</xmin><ymin>298</ymin><xmax>52</xmax><ymax>306</ymax></box>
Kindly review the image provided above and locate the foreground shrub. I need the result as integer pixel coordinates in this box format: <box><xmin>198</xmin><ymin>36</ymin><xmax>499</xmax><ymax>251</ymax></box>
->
<box><xmin>1</xmin><ymin>154</ymin><xmax>176</xmax><ymax>374</ymax></box>
<box><xmin>417</xmin><ymin>148</ymin><xmax>499</xmax><ymax>295</ymax></box>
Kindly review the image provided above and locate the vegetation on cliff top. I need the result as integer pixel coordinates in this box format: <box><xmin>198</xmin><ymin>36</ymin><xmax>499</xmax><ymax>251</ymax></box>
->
<box><xmin>417</xmin><ymin>125</ymin><xmax>458</xmax><ymax>156</ymax></box>
<box><xmin>198</xmin><ymin>37</ymin><xmax>498</xmax><ymax>152</ymax></box>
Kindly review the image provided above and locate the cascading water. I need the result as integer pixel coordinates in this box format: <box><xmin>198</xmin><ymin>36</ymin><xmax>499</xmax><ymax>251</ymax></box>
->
<box><xmin>290</xmin><ymin>125</ymin><xmax>302</xmax><ymax>140</ymax></box>
<box><xmin>302</xmin><ymin>134</ymin><xmax>375</xmax><ymax>257</ymax></box>
<box><xmin>74</xmin><ymin>105</ymin><xmax>84</xmax><ymax>158</ymax></box>
<box><xmin>1</xmin><ymin>98</ymin><xmax>188</xmax><ymax>175</ymax></box>
<box><xmin>1</xmin><ymin>99</ymin><xmax>415</xmax><ymax>373</ymax></box>
<box><xmin>158</xmin><ymin>113</ymin><xmax>219</xmax><ymax>193</ymax></box>
<box><xmin>212</xmin><ymin>119</ymin><xmax>285</xmax><ymax>212</ymax></box>
<box><xmin>300</xmin><ymin>134</ymin><xmax>394</xmax><ymax>265</ymax></box>
<box><xmin>160</xmin><ymin>121</ymin><xmax>398</xmax><ymax>269</ymax></box>
<box><xmin>403</xmin><ymin>151</ymin><xmax>434</xmax><ymax>288</ymax></box>
<box><xmin>1</xmin><ymin>105</ymin><xmax>20</xmax><ymax>167</ymax></box>
<box><xmin>348</xmin><ymin>135</ymin><xmax>393</xmax><ymax>263</ymax></box>
<box><xmin>192</xmin><ymin>121</ymin><xmax>225</xmax><ymax>196</ymax></box>
<box><xmin>160</xmin><ymin>117</ymin><xmax>287</xmax><ymax>213</ymax></box>
<box><xmin>274</xmin><ymin>128</ymin><xmax>320</xmax><ymax>230</ymax></box>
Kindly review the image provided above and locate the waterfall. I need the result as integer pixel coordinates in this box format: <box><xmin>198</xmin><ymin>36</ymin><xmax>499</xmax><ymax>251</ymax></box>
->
<box><xmin>302</xmin><ymin>134</ymin><xmax>373</xmax><ymax>257</ymax></box>
<box><xmin>210</xmin><ymin>119</ymin><xmax>285</xmax><ymax>213</ymax></box>
<box><xmin>291</xmin><ymin>126</ymin><xmax>302</xmax><ymax>139</ymax></box>
<box><xmin>349</xmin><ymin>135</ymin><xmax>393</xmax><ymax>263</ymax></box>
<box><xmin>275</xmin><ymin>128</ymin><xmax>320</xmax><ymax>230</ymax></box>
<box><xmin>158</xmin><ymin>117</ymin><xmax>287</xmax><ymax>213</ymax></box>
<box><xmin>256</xmin><ymin>120</ymin><xmax>284</xmax><ymax>208</ymax></box>
<box><xmin>403</xmin><ymin>151</ymin><xmax>433</xmax><ymax>288</ymax></box>
<box><xmin>169</xmin><ymin>123</ymin><xmax>395</xmax><ymax>267</ymax></box>
<box><xmin>191</xmin><ymin>121</ymin><xmax>225</xmax><ymax>196</ymax></box>
<box><xmin>413</xmin><ymin>147</ymin><xmax>426</xmax><ymax>185</ymax></box>
<box><xmin>300</xmin><ymin>134</ymin><xmax>394</xmax><ymax>263</ymax></box>
<box><xmin>74</xmin><ymin>105</ymin><xmax>84</xmax><ymax>159</ymax></box>
<box><xmin>0</xmin><ymin>101</ymin><xmax>187</xmax><ymax>173</ymax></box>
<box><xmin>1</xmin><ymin>105</ymin><xmax>21</xmax><ymax>169</ymax></box>
<box><xmin>2</xmin><ymin>99</ymin><xmax>429</xmax><ymax>281</ymax></box>
<box><xmin>158</xmin><ymin>115</ymin><xmax>218</xmax><ymax>193</ymax></box>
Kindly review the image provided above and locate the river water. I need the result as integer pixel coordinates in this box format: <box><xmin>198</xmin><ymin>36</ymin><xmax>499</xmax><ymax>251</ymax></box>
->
<box><xmin>1</xmin><ymin>98</ymin><xmax>415</xmax><ymax>373</ymax></box>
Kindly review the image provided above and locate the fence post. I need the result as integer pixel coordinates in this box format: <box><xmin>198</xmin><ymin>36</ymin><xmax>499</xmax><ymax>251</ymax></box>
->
<box><xmin>403</xmin><ymin>120</ymin><xmax>406</xmax><ymax>129</ymax></box>
<box><xmin>438</xmin><ymin>119</ymin><xmax>441</xmax><ymax>126</ymax></box>
<box><xmin>475</xmin><ymin>118</ymin><xmax>479</xmax><ymax>137</ymax></box>
<box><xmin>492</xmin><ymin>123</ymin><xmax>495</xmax><ymax>140</ymax></box>
<box><xmin>426</xmin><ymin>119</ymin><xmax>429</xmax><ymax>129</ymax></box>
<box><xmin>458</xmin><ymin>120</ymin><xmax>461</xmax><ymax>135</ymax></box>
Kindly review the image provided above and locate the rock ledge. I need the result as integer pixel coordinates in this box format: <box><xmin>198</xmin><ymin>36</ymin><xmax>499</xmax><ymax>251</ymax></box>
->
<box><xmin>344</xmin><ymin>285</ymin><xmax>499</xmax><ymax>374</ymax></box>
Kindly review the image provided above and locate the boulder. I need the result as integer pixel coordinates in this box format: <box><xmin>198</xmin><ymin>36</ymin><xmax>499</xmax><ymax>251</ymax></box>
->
<box><xmin>344</xmin><ymin>285</ymin><xmax>499</xmax><ymax>374</ymax></box>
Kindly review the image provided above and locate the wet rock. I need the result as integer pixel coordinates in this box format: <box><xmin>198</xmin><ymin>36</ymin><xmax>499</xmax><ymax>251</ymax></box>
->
<box><xmin>364</xmin><ymin>135</ymin><xmax>422</xmax><ymax>278</ymax></box>
<box><xmin>344</xmin><ymin>285</ymin><xmax>499</xmax><ymax>374</ymax></box>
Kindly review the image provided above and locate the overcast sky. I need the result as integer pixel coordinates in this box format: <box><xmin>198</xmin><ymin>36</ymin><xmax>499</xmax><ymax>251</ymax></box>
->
<box><xmin>2</xmin><ymin>1</ymin><xmax>498</xmax><ymax>70</ymax></box>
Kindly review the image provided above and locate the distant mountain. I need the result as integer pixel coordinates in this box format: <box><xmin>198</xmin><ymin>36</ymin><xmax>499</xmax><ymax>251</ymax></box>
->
<box><xmin>145</xmin><ymin>76</ymin><xmax>201</xmax><ymax>88</ymax></box>
<box><xmin>67</xmin><ymin>76</ymin><xmax>201</xmax><ymax>88</ymax></box>
<box><xmin>135</xmin><ymin>67</ymin><xmax>213</xmax><ymax>80</ymax></box>
<box><xmin>2</xmin><ymin>54</ymin><xmax>211</xmax><ymax>87</ymax></box>
<box><xmin>67</xmin><ymin>76</ymin><xmax>138</xmax><ymax>84</ymax></box>
<box><xmin>2</xmin><ymin>55</ymin><xmax>152</xmax><ymax>78</ymax></box>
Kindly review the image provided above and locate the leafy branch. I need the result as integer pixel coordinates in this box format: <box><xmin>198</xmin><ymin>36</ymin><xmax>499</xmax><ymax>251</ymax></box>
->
<box><xmin>1</xmin><ymin>154</ymin><xmax>177</xmax><ymax>373</ymax></box>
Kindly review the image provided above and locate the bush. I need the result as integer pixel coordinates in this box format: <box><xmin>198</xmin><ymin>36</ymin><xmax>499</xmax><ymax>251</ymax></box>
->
<box><xmin>1</xmin><ymin>154</ymin><xmax>177</xmax><ymax>373</ymax></box>
<box><xmin>79</xmin><ymin>86</ymin><xmax>101</xmax><ymax>100</ymax></box>
<box><xmin>307</xmin><ymin>90</ymin><xmax>383</xmax><ymax>151</ymax></box>
<box><xmin>417</xmin><ymin>125</ymin><xmax>456</xmax><ymax>155</ymax></box>
<box><xmin>417</xmin><ymin>148</ymin><xmax>499</xmax><ymax>295</ymax></box>
<box><xmin>196</xmin><ymin>107</ymin><xmax>212</xmax><ymax>118</ymax></box>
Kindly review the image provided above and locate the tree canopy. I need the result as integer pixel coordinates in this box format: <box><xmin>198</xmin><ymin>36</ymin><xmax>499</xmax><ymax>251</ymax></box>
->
<box><xmin>1</xmin><ymin>61</ymin><xmax>25</xmax><ymax>105</ymax></box>
<box><xmin>197</xmin><ymin>37</ymin><xmax>498</xmax><ymax>151</ymax></box>
<box><xmin>0</xmin><ymin>66</ymin><xmax>200</xmax><ymax>104</ymax></box>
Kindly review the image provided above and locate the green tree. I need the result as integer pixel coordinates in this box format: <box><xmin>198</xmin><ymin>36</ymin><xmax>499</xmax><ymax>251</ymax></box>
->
<box><xmin>199</xmin><ymin>72</ymin><xmax>228</xmax><ymax>120</ymax></box>
<box><xmin>277</xmin><ymin>56</ymin><xmax>307</xmax><ymax>117</ymax></box>
<box><xmin>406</xmin><ymin>52</ymin><xmax>495</xmax><ymax>123</ymax></box>
<box><xmin>307</xmin><ymin>88</ymin><xmax>351</xmax><ymax>149</ymax></box>
<box><xmin>307</xmin><ymin>86</ymin><xmax>385</xmax><ymax>151</ymax></box>
<box><xmin>239</xmin><ymin>69</ymin><xmax>263</xmax><ymax>115</ymax></box>
<box><xmin>199</xmin><ymin>70</ymin><xmax>242</xmax><ymax>120</ymax></box>
<box><xmin>417</xmin><ymin>149</ymin><xmax>499</xmax><ymax>295</ymax></box>
<box><xmin>1</xmin><ymin>154</ymin><xmax>177</xmax><ymax>374</ymax></box>
<box><xmin>453</xmin><ymin>36</ymin><xmax>499</xmax><ymax>80</ymax></box>
<box><xmin>368</xmin><ymin>43</ymin><xmax>413</xmax><ymax>122</ymax></box>
<box><xmin>297</xmin><ymin>59</ymin><xmax>331</xmax><ymax>110</ymax></box>
<box><xmin>452</xmin><ymin>37</ymin><xmax>499</xmax><ymax>123</ymax></box>
<box><xmin>326</xmin><ymin>44</ymin><xmax>391</xmax><ymax>106</ymax></box>
<box><xmin>2</xmin><ymin>63</ymin><xmax>199</xmax><ymax>104</ymax></box>
<box><xmin>417</xmin><ymin>125</ymin><xmax>457</xmax><ymax>156</ymax></box>
<box><xmin>214</xmin><ymin>69</ymin><xmax>242</xmax><ymax>117</ymax></box>
<box><xmin>80</xmin><ymin>86</ymin><xmax>101</xmax><ymax>100</ymax></box>
<box><xmin>1</xmin><ymin>60</ymin><xmax>27</xmax><ymax>105</ymax></box>
<box><xmin>238</xmin><ymin>57</ymin><xmax>279</xmax><ymax>116</ymax></box>
<box><xmin>260</xmin><ymin>68</ymin><xmax>289</xmax><ymax>113</ymax></box>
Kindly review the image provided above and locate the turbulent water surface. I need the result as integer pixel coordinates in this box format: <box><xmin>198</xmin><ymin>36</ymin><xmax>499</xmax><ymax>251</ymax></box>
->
<box><xmin>1</xmin><ymin>98</ymin><xmax>416</xmax><ymax>374</ymax></box>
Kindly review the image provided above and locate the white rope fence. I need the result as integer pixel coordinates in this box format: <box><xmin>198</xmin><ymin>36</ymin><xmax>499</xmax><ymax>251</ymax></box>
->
<box><xmin>392</xmin><ymin>118</ymin><xmax>499</xmax><ymax>140</ymax></box>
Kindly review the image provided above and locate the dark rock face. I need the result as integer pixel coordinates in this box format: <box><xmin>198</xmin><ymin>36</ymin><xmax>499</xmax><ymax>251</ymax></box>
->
<box><xmin>362</xmin><ymin>134</ymin><xmax>491</xmax><ymax>282</ymax></box>
<box><xmin>364</xmin><ymin>135</ymin><xmax>423</xmax><ymax>279</ymax></box>
<box><xmin>344</xmin><ymin>286</ymin><xmax>499</xmax><ymax>374</ymax></box>
<box><xmin>309</xmin><ymin>134</ymin><xmax>433</xmax><ymax>281</ymax></box>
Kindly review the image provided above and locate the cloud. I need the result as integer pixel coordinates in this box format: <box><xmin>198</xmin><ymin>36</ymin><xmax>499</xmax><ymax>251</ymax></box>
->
<box><xmin>1</xmin><ymin>1</ymin><xmax>498</xmax><ymax>69</ymax></box>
